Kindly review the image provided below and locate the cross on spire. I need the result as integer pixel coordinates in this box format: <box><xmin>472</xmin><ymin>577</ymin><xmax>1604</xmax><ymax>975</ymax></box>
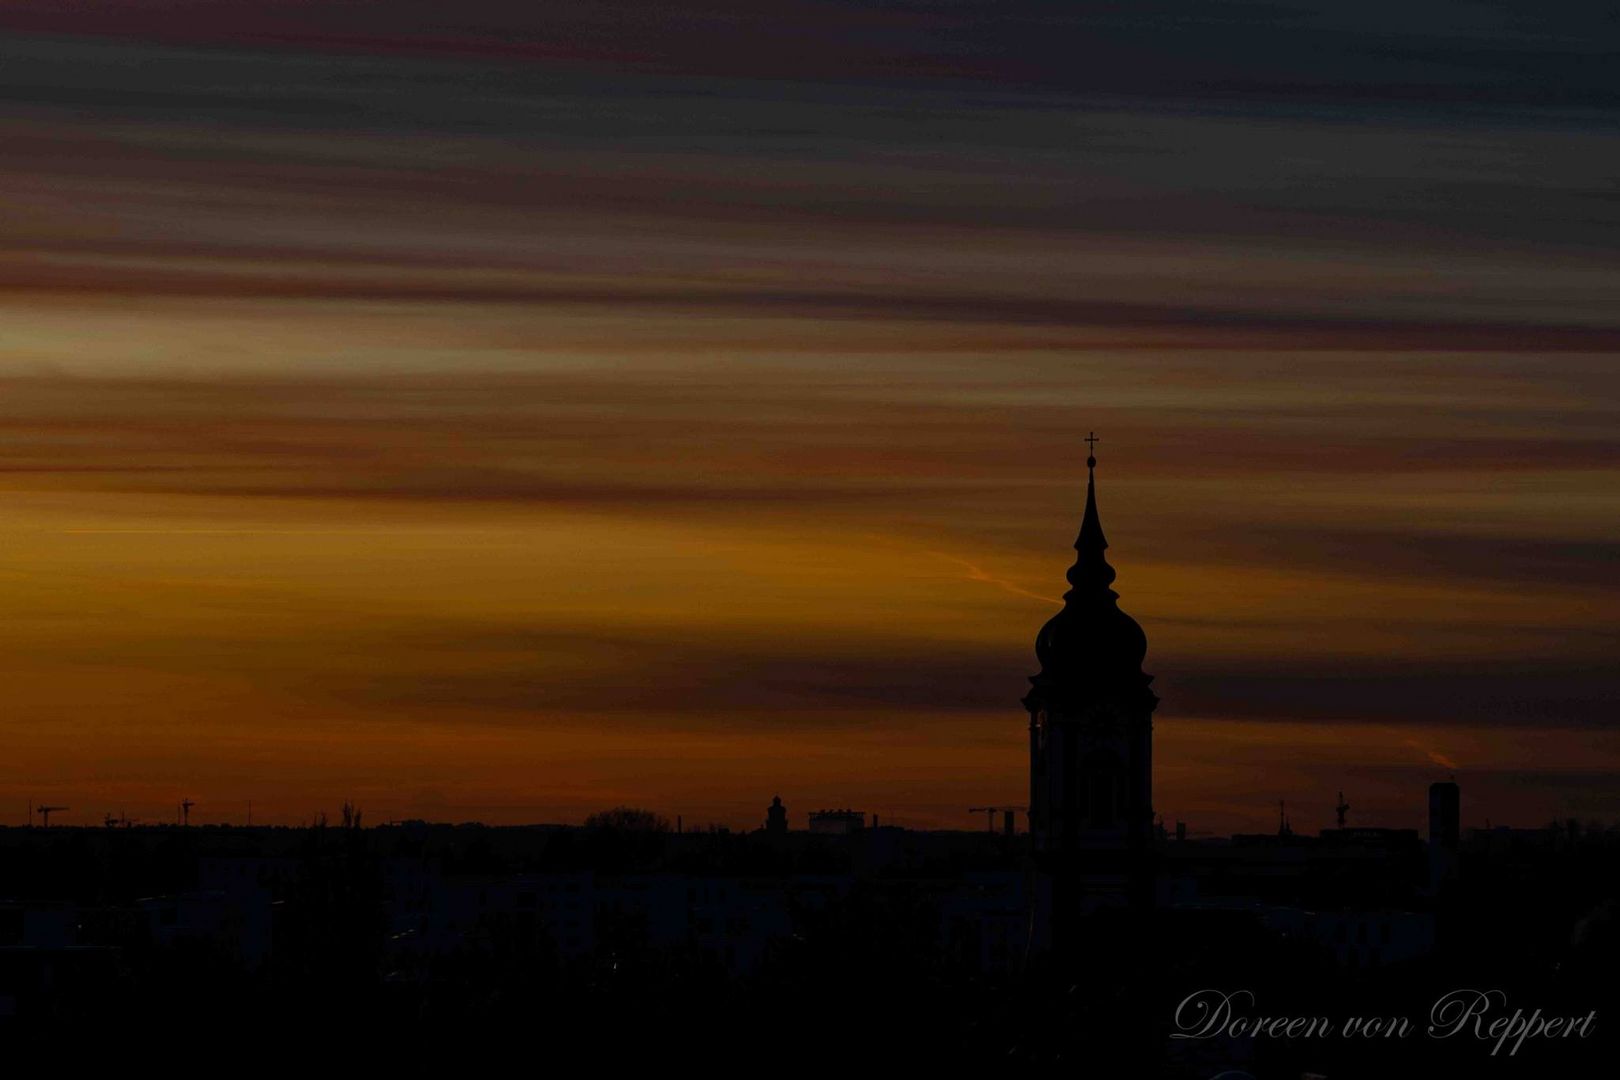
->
<box><xmin>1085</xmin><ymin>431</ymin><xmax>1099</xmax><ymax>471</ymax></box>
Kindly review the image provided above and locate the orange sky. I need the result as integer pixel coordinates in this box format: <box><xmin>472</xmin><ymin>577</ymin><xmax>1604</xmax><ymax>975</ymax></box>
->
<box><xmin>1</xmin><ymin>11</ymin><xmax>1616</xmax><ymax>832</ymax></box>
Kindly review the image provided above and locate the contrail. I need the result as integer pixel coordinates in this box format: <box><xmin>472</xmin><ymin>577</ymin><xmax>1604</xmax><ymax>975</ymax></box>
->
<box><xmin>928</xmin><ymin>551</ymin><xmax>1060</xmax><ymax>605</ymax></box>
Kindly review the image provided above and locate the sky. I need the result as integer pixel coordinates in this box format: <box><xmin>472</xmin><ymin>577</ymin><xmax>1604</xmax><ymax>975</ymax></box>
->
<box><xmin>0</xmin><ymin>2</ymin><xmax>1616</xmax><ymax>832</ymax></box>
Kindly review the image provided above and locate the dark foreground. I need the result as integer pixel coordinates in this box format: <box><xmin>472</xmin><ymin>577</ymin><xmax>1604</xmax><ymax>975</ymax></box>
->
<box><xmin>1</xmin><ymin>820</ymin><xmax>1614</xmax><ymax>1073</ymax></box>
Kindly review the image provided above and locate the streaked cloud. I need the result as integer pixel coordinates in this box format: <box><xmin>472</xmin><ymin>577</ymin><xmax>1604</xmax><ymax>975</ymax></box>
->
<box><xmin>0</xmin><ymin>4</ymin><xmax>1614</xmax><ymax>831</ymax></box>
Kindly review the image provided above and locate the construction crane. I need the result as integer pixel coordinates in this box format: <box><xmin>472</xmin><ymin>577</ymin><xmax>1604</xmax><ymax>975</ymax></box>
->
<box><xmin>179</xmin><ymin>798</ymin><xmax>196</xmax><ymax>826</ymax></box>
<box><xmin>968</xmin><ymin>805</ymin><xmax>1027</xmax><ymax>836</ymax></box>
<box><xmin>36</xmin><ymin>805</ymin><xmax>69</xmax><ymax>827</ymax></box>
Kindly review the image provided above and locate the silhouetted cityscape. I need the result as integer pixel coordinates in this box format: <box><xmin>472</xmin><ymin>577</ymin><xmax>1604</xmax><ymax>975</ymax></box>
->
<box><xmin>2</xmin><ymin>459</ymin><xmax>1613</xmax><ymax>1070</ymax></box>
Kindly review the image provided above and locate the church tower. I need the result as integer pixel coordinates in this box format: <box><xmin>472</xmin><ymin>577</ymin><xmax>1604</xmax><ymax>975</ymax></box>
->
<box><xmin>1024</xmin><ymin>437</ymin><xmax>1157</xmax><ymax>909</ymax></box>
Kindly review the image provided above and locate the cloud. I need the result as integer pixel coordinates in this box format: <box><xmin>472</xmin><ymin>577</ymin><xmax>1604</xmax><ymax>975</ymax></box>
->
<box><xmin>1151</xmin><ymin>525</ymin><xmax>1620</xmax><ymax>592</ymax></box>
<box><xmin>157</xmin><ymin>619</ymin><xmax>1033</xmax><ymax>722</ymax></box>
<box><xmin>1160</xmin><ymin>658</ymin><xmax>1620</xmax><ymax>729</ymax></box>
<box><xmin>1403</xmin><ymin>738</ymin><xmax>1459</xmax><ymax>771</ymax></box>
<box><xmin>2</xmin><ymin>3</ymin><xmax>1614</xmax><ymax>114</ymax></box>
<box><xmin>0</xmin><ymin>6</ymin><xmax>1615</xmax><ymax>827</ymax></box>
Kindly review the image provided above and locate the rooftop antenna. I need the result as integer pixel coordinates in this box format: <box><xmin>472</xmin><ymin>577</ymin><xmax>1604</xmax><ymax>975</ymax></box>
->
<box><xmin>180</xmin><ymin>798</ymin><xmax>195</xmax><ymax>827</ymax></box>
<box><xmin>1335</xmin><ymin>790</ymin><xmax>1350</xmax><ymax>829</ymax></box>
<box><xmin>36</xmin><ymin>805</ymin><xmax>68</xmax><ymax>827</ymax></box>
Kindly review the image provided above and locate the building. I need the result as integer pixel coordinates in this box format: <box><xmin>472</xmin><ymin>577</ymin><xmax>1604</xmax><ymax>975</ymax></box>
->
<box><xmin>1428</xmin><ymin>781</ymin><xmax>1460</xmax><ymax>848</ymax></box>
<box><xmin>807</xmin><ymin>809</ymin><xmax>866</xmax><ymax>835</ymax></box>
<box><xmin>1024</xmin><ymin>442</ymin><xmax>1157</xmax><ymax>920</ymax></box>
<box><xmin>1428</xmin><ymin>780</ymin><xmax>1462</xmax><ymax>892</ymax></box>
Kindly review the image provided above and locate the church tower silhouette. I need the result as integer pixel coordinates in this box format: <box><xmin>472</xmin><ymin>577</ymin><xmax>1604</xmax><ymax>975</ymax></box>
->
<box><xmin>1024</xmin><ymin>436</ymin><xmax>1157</xmax><ymax>911</ymax></box>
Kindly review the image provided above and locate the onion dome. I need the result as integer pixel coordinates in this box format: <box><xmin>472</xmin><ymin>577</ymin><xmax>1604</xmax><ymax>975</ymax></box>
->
<box><xmin>1026</xmin><ymin>439</ymin><xmax>1151</xmax><ymax>708</ymax></box>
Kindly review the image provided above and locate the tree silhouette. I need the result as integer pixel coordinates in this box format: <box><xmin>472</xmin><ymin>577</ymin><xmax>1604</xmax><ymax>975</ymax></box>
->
<box><xmin>584</xmin><ymin>807</ymin><xmax>671</xmax><ymax>833</ymax></box>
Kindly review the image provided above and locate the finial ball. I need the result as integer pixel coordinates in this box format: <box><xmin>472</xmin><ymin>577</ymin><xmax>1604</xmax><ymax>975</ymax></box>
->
<box><xmin>1086</xmin><ymin>456</ymin><xmax>1096</xmax><ymax>468</ymax></box>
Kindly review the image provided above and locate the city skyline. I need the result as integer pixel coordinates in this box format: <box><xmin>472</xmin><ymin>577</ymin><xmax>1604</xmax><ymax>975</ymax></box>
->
<box><xmin>1</xmin><ymin>3</ymin><xmax>1616</xmax><ymax>833</ymax></box>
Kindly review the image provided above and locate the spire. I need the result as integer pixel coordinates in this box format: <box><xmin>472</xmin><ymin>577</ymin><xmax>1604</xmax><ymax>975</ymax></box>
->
<box><xmin>1065</xmin><ymin>431</ymin><xmax>1117</xmax><ymax>598</ymax></box>
<box><xmin>1027</xmin><ymin>431</ymin><xmax>1150</xmax><ymax>700</ymax></box>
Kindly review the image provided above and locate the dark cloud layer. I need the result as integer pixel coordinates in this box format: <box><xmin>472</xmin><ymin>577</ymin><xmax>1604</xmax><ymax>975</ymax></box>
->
<box><xmin>3</xmin><ymin>3</ymin><xmax>1614</xmax><ymax>113</ymax></box>
<box><xmin>336</xmin><ymin>627</ymin><xmax>1024</xmax><ymax>720</ymax></box>
<box><xmin>1160</xmin><ymin>659</ymin><xmax>1620</xmax><ymax>729</ymax></box>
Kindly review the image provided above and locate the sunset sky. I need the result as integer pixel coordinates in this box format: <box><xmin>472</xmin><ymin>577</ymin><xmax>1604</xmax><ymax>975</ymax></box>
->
<box><xmin>1</xmin><ymin>2</ymin><xmax>1616</xmax><ymax>832</ymax></box>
